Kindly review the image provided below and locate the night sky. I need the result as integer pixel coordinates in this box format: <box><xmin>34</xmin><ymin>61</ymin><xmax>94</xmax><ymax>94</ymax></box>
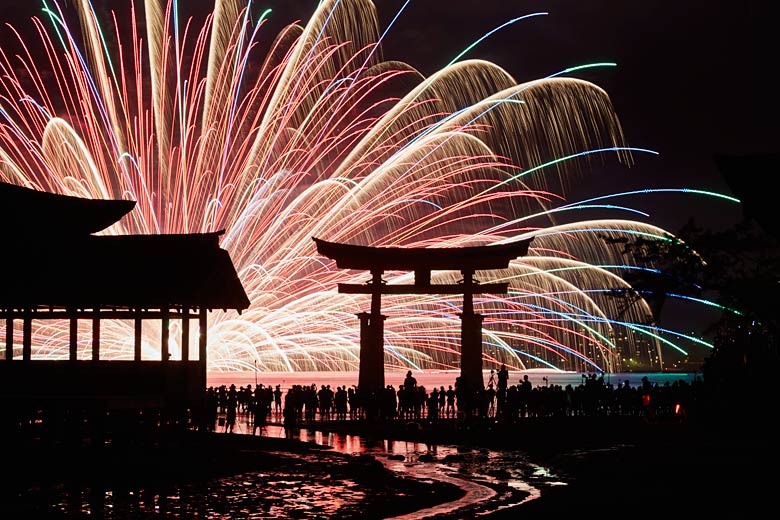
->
<box><xmin>194</xmin><ymin>0</ymin><xmax>776</xmax><ymax>233</ymax></box>
<box><xmin>4</xmin><ymin>0</ymin><xmax>774</xmax><ymax>233</ymax></box>
<box><xmin>1</xmin><ymin>0</ymin><xmax>774</xmax><ymax>361</ymax></box>
<box><xmin>1</xmin><ymin>4</ymin><xmax>774</xmax><ymax>233</ymax></box>
<box><xmin>374</xmin><ymin>0</ymin><xmax>777</xmax><ymax>235</ymax></box>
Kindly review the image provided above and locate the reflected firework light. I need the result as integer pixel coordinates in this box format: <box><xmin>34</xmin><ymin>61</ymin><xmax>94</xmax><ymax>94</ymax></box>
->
<box><xmin>0</xmin><ymin>0</ymin><xmax>738</xmax><ymax>372</ymax></box>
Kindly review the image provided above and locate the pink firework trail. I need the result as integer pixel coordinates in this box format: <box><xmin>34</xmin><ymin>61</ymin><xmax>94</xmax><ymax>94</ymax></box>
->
<box><xmin>0</xmin><ymin>0</ymin><xmax>738</xmax><ymax>373</ymax></box>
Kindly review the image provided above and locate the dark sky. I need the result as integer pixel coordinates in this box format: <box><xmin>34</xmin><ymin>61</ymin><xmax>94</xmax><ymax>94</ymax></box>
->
<box><xmin>371</xmin><ymin>0</ymin><xmax>778</xmax><ymax>234</ymax></box>
<box><xmin>2</xmin><ymin>1</ymin><xmax>772</xmax><ymax>351</ymax></box>
<box><xmin>2</xmin><ymin>0</ymin><xmax>776</xmax><ymax>233</ymax></box>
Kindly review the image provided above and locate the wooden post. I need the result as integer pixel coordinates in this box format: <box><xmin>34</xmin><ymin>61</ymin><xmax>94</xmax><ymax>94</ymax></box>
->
<box><xmin>134</xmin><ymin>314</ymin><xmax>142</xmax><ymax>361</ymax></box>
<box><xmin>356</xmin><ymin>270</ymin><xmax>386</xmax><ymax>395</ymax></box>
<box><xmin>161</xmin><ymin>307</ymin><xmax>170</xmax><ymax>361</ymax></box>
<box><xmin>5</xmin><ymin>316</ymin><xmax>13</xmax><ymax>360</ymax></box>
<box><xmin>69</xmin><ymin>314</ymin><xmax>78</xmax><ymax>361</ymax></box>
<box><xmin>92</xmin><ymin>310</ymin><xmax>100</xmax><ymax>361</ymax></box>
<box><xmin>22</xmin><ymin>312</ymin><xmax>32</xmax><ymax>361</ymax></box>
<box><xmin>460</xmin><ymin>269</ymin><xmax>484</xmax><ymax>391</ymax></box>
<box><xmin>199</xmin><ymin>308</ymin><xmax>208</xmax><ymax>390</ymax></box>
<box><xmin>181</xmin><ymin>307</ymin><xmax>190</xmax><ymax>361</ymax></box>
<box><xmin>462</xmin><ymin>269</ymin><xmax>474</xmax><ymax>315</ymax></box>
<box><xmin>198</xmin><ymin>308</ymin><xmax>207</xmax><ymax>362</ymax></box>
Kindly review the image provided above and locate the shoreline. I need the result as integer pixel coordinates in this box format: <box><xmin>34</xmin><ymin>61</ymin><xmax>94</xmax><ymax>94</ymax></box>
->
<box><xmin>5</xmin><ymin>414</ymin><xmax>775</xmax><ymax>517</ymax></box>
<box><xmin>299</xmin><ymin>414</ymin><xmax>776</xmax><ymax>515</ymax></box>
<box><xmin>3</xmin><ymin>430</ymin><xmax>466</xmax><ymax>519</ymax></box>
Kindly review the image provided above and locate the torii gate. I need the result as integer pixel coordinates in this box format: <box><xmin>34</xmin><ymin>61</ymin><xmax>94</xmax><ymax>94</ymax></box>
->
<box><xmin>313</xmin><ymin>237</ymin><xmax>532</xmax><ymax>394</ymax></box>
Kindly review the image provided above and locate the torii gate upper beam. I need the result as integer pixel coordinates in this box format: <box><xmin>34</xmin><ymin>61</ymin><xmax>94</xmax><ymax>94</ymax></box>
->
<box><xmin>337</xmin><ymin>282</ymin><xmax>509</xmax><ymax>295</ymax></box>
<box><xmin>313</xmin><ymin>237</ymin><xmax>530</xmax><ymax>271</ymax></box>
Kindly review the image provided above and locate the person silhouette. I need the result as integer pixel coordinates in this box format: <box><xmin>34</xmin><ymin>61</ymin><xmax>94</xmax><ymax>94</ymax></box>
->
<box><xmin>497</xmin><ymin>364</ymin><xmax>509</xmax><ymax>391</ymax></box>
<box><xmin>224</xmin><ymin>395</ymin><xmax>237</xmax><ymax>433</ymax></box>
<box><xmin>488</xmin><ymin>369</ymin><xmax>496</xmax><ymax>387</ymax></box>
<box><xmin>270</xmin><ymin>385</ymin><xmax>280</xmax><ymax>415</ymax></box>
<box><xmin>403</xmin><ymin>370</ymin><xmax>417</xmax><ymax>391</ymax></box>
<box><xmin>446</xmin><ymin>385</ymin><xmax>456</xmax><ymax>417</ymax></box>
<box><xmin>496</xmin><ymin>364</ymin><xmax>509</xmax><ymax>415</ymax></box>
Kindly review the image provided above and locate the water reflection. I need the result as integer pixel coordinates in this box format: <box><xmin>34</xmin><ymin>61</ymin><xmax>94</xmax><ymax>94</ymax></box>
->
<box><xmin>260</xmin><ymin>425</ymin><xmax>566</xmax><ymax>518</ymax></box>
<box><xmin>15</xmin><ymin>455</ymin><xmax>376</xmax><ymax>519</ymax></box>
<box><xmin>8</xmin><ymin>426</ymin><xmax>566</xmax><ymax>519</ymax></box>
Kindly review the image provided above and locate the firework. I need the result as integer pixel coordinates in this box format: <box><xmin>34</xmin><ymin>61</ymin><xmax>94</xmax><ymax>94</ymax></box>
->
<box><xmin>0</xmin><ymin>0</ymin><xmax>738</xmax><ymax>372</ymax></box>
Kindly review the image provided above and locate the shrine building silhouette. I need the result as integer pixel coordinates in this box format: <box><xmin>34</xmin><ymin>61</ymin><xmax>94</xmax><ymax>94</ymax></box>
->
<box><xmin>0</xmin><ymin>181</ymin><xmax>249</xmax><ymax>421</ymax></box>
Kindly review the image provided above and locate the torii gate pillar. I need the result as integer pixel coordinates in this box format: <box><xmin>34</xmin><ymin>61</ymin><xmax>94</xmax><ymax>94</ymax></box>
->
<box><xmin>460</xmin><ymin>269</ymin><xmax>485</xmax><ymax>390</ymax></box>
<box><xmin>357</xmin><ymin>272</ymin><xmax>386</xmax><ymax>392</ymax></box>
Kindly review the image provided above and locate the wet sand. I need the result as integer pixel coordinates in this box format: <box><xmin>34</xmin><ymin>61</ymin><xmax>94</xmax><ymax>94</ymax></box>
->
<box><xmin>309</xmin><ymin>415</ymin><xmax>776</xmax><ymax>516</ymax></box>
<box><xmin>5</xmin><ymin>415</ymin><xmax>774</xmax><ymax>517</ymax></box>
<box><xmin>502</xmin><ymin>421</ymin><xmax>775</xmax><ymax>516</ymax></box>
<box><xmin>4</xmin><ymin>430</ymin><xmax>465</xmax><ymax>518</ymax></box>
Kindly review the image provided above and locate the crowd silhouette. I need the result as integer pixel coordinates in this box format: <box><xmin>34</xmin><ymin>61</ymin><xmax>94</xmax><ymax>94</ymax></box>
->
<box><xmin>204</xmin><ymin>370</ymin><xmax>703</xmax><ymax>434</ymax></box>
<box><xmin>8</xmin><ymin>368</ymin><xmax>706</xmax><ymax>447</ymax></box>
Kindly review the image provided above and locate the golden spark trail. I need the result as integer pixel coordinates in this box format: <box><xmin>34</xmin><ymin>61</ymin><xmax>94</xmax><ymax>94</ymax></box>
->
<box><xmin>0</xmin><ymin>0</ymin><xmax>737</xmax><ymax>373</ymax></box>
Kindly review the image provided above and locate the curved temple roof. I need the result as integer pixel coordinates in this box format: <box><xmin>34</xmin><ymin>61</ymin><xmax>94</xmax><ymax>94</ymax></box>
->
<box><xmin>0</xmin><ymin>182</ymin><xmax>249</xmax><ymax>312</ymax></box>
<box><xmin>0</xmin><ymin>181</ymin><xmax>136</xmax><ymax>235</ymax></box>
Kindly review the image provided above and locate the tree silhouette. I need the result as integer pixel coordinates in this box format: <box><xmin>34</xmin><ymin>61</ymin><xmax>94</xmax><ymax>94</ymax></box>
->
<box><xmin>604</xmin><ymin>152</ymin><xmax>780</xmax><ymax>424</ymax></box>
<box><xmin>600</xmin><ymin>217</ymin><xmax>709</xmax><ymax>325</ymax></box>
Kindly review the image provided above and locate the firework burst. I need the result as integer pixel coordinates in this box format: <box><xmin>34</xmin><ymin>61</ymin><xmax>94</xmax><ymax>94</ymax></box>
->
<box><xmin>0</xmin><ymin>0</ymin><xmax>738</xmax><ymax>372</ymax></box>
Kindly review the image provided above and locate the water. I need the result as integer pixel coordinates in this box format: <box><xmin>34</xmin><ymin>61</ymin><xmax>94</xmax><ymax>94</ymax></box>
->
<box><xmin>257</xmin><ymin>425</ymin><xmax>564</xmax><ymax>518</ymax></box>
<box><xmin>11</xmin><ymin>370</ymin><xmax>696</xmax><ymax>518</ymax></box>
<box><xmin>10</xmin><ymin>448</ymin><xmax>440</xmax><ymax>519</ymax></box>
<box><xmin>8</xmin><ymin>424</ymin><xmax>566</xmax><ymax>519</ymax></box>
<box><xmin>198</xmin><ymin>369</ymin><xmax>699</xmax><ymax>516</ymax></box>
<box><xmin>199</xmin><ymin>368</ymin><xmax>701</xmax><ymax>517</ymax></box>
<box><xmin>208</xmin><ymin>369</ymin><xmax>697</xmax><ymax>391</ymax></box>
